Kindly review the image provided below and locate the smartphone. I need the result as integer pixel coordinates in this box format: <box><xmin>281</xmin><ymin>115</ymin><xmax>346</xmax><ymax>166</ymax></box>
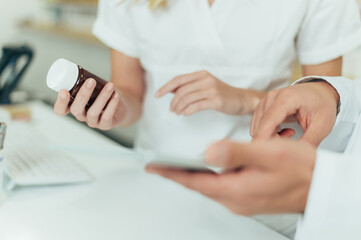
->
<box><xmin>147</xmin><ymin>155</ymin><xmax>215</xmax><ymax>172</ymax></box>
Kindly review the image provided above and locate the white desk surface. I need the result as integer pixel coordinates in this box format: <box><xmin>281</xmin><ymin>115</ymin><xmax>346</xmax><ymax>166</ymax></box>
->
<box><xmin>0</xmin><ymin>101</ymin><xmax>288</xmax><ymax>240</ymax></box>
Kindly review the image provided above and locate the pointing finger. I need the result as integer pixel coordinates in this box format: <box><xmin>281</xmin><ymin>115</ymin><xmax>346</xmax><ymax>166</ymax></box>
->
<box><xmin>155</xmin><ymin>71</ymin><xmax>206</xmax><ymax>98</ymax></box>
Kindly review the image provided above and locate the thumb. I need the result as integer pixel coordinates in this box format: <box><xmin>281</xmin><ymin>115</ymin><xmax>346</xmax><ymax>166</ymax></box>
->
<box><xmin>300</xmin><ymin>114</ymin><xmax>335</xmax><ymax>147</ymax></box>
<box><xmin>205</xmin><ymin>140</ymin><xmax>273</xmax><ymax>169</ymax></box>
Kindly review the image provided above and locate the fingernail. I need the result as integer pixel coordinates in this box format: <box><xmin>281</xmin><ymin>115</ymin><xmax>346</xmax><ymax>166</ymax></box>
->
<box><xmin>60</xmin><ymin>92</ymin><xmax>67</xmax><ymax>99</ymax></box>
<box><xmin>86</xmin><ymin>79</ymin><xmax>95</xmax><ymax>89</ymax></box>
<box><xmin>155</xmin><ymin>92</ymin><xmax>161</xmax><ymax>98</ymax></box>
<box><xmin>107</xmin><ymin>83</ymin><xmax>114</xmax><ymax>92</ymax></box>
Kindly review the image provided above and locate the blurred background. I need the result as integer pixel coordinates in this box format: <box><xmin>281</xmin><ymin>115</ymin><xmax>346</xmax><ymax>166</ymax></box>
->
<box><xmin>1</xmin><ymin>0</ymin><xmax>361</xmax><ymax>147</ymax></box>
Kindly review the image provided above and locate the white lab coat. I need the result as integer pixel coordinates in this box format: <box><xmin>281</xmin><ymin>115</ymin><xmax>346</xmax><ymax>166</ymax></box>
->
<box><xmin>92</xmin><ymin>0</ymin><xmax>361</xmax><ymax>158</ymax></box>
<box><xmin>294</xmin><ymin>77</ymin><xmax>361</xmax><ymax>239</ymax></box>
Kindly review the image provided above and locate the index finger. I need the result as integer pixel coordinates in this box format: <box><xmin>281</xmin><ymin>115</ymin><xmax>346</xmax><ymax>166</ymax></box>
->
<box><xmin>205</xmin><ymin>140</ymin><xmax>275</xmax><ymax>169</ymax></box>
<box><xmin>155</xmin><ymin>71</ymin><xmax>205</xmax><ymax>98</ymax></box>
<box><xmin>253</xmin><ymin>100</ymin><xmax>299</xmax><ymax>140</ymax></box>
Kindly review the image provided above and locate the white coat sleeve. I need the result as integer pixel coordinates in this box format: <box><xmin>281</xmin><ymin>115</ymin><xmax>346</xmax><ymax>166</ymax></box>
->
<box><xmin>294</xmin><ymin>77</ymin><xmax>361</xmax><ymax>239</ymax></box>
<box><xmin>92</xmin><ymin>0</ymin><xmax>139</xmax><ymax>58</ymax></box>
<box><xmin>293</xmin><ymin>76</ymin><xmax>361</xmax><ymax>152</ymax></box>
<box><xmin>295</xmin><ymin>146</ymin><xmax>361</xmax><ymax>240</ymax></box>
<box><xmin>296</xmin><ymin>0</ymin><xmax>361</xmax><ymax>65</ymax></box>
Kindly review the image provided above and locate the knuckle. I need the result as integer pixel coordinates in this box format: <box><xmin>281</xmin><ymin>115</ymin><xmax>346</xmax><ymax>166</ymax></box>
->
<box><xmin>54</xmin><ymin>108</ymin><xmax>65</xmax><ymax>116</ymax></box>
<box><xmin>72</xmin><ymin>111</ymin><xmax>82</xmax><ymax>118</ymax></box>
<box><xmin>200</xmin><ymin>70</ymin><xmax>209</xmax><ymax>76</ymax></box>
<box><xmin>208</xmin><ymin>76</ymin><xmax>217</xmax><ymax>85</ymax></box>
<box><xmin>205</xmin><ymin>75</ymin><xmax>214</xmax><ymax>83</ymax></box>
<box><xmin>173</xmin><ymin>75</ymin><xmax>183</xmax><ymax>83</ymax></box>
<box><xmin>177</xmin><ymin>88</ymin><xmax>187</xmax><ymax>96</ymax></box>
<box><xmin>87</xmin><ymin>110</ymin><xmax>99</xmax><ymax>120</ymax></box>
<box><xmin>102</xmin><ymin>115</ymin><xmax>112</xmax><ymax>123</ymax></box>
<box><xmin>192</xmin><ymin>102</ymin><xmax>203</xmax><ymax>111</ymax></box>
<box><xmin>98</xmin><ymin>125</ymin><xmax>110</xmax><ymax>131</ymax></box>
<box><xmin>75</xmin><ymin>116</ymin><xmax>85</xmax><ymax>122</ymax></box>
<box><xmin>176</xmin><ymin>102</ymin><xmax>186</xmax><ymax>112</ymax></box>
<box><xmin>70</xmin><ymin>107</ymin><xmax>82</xmax><ymax>118</ymax></box>
<box><xmin>99</xmin><ymin>121</ymin><xmax>112</xmax><ymax>130</ymax></box>
<box><xmin>87</xmin><ymin>122</ymin><xmax>97</xmax><ymax>128</ymax></box>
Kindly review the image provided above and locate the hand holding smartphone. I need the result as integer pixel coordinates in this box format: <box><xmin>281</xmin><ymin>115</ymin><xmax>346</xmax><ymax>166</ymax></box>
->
<box><xmin>147</xmin><ymin>154</ymin><xmax>217</xmax><ymax>173</ymax></box>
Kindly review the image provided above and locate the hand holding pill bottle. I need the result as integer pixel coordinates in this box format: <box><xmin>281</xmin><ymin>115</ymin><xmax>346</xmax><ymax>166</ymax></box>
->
<box><xmin>47</xmin><ymin>59</ymin><xmax>128</xmax><ymax>131</ymax></box>
<box><xmin>47</xmin><ymin>58</ymin><xmax>108</xmax><ymax>108</ymax></box>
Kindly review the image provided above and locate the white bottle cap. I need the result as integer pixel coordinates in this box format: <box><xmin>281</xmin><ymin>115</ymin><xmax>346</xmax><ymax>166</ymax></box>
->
<box><xmin>46</xmin><ymin>58</ymin><xmax>79</xmax><ymax>92</ymax></box>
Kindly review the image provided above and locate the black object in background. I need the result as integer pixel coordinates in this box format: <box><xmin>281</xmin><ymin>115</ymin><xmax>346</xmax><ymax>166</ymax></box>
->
<box><xmin>0</xmin><ymin>45</ymin><xmax>34</xmax><ymax>104</ymax></box>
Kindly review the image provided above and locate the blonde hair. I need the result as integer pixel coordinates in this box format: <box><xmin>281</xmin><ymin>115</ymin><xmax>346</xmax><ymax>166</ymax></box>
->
<box><xmin>148</xmin><ymin>0</ymin><xmax>166</xmax><ymax>9</ymax></box>
<box><xmin>119</xmin><ymin>0</ymin><xmax>166</xmax><ymax>9</ymax></box>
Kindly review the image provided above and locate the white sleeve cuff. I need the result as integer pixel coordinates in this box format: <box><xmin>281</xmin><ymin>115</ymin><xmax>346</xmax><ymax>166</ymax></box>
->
<box><xmin>292</xmin><ymin>76</ymin><xmax>360</xmax><ymax>124</ymax></box>
<box><xmin>292</xmin><ymin>76</ymin><xmax>359</xmax><ymax>151</ymax></box>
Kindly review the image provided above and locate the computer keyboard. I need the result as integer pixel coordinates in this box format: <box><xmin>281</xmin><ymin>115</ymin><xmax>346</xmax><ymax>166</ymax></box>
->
<box><xmin>4</xmin><ymin>124</ymin><xmax>93</xmax><ymax>187</ymax></box>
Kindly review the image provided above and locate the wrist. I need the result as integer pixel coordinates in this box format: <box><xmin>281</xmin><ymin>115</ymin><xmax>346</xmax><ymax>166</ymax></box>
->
<box><xmin>318</xmin><ymin>81</ymin><xmax>340</xmax><ymax>105</ymax></box>
<box><xmin>305</xmin><ymin>80</ymin><xmax>340</xmax><ymax>114</ymax></box>
<box><xmin>237</xmin><ymin>89</ymin><xmax>266</xmax><ymax>115</ymax></box>
<box><xmin>121</xmin><ymin>92</ymin><xmax>145</xmax><ymax>126</ymax></box>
